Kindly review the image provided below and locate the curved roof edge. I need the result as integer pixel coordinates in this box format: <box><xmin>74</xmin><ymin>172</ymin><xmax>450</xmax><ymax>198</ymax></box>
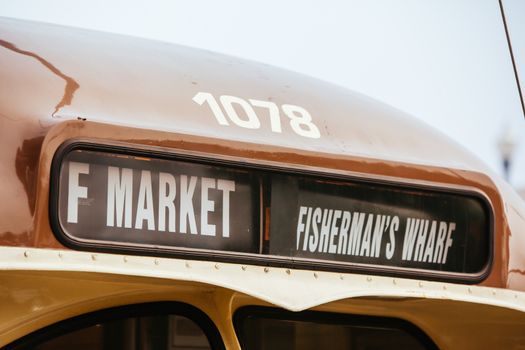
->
<box><xmin>0</xmin><ymin>16</ymin><xmax>495</xmax><ymax>172</ymax></box>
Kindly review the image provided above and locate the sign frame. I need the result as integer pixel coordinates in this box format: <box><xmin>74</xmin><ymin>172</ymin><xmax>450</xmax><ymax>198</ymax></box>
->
<box><xmin>49</xmin><ymin>139</ymin><xmax>494</xmax><ymax>284</ymax></box>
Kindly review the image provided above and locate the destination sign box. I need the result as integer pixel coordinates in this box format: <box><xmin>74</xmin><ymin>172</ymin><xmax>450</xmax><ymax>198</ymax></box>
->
<box><xmin>51</xmin><ymin>143</ymin><xmax>491</xmax><ymax>281</ymax></box>
<box><xmin>55</xmin><ymin>147</ymin><xmax>260</xmax><ymax>253</ymax></box>
<box><xmin>269</xmin><ymin>176</ymin><xmax>489</xmax><ymax>275</ymax></box>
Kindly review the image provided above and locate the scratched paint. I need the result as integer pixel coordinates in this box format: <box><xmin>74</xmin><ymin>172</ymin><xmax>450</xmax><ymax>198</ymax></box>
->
<box><xmin>0</xmin><ymin>39</ymin><xmax>79</xmax><ymax>116</ymax></box>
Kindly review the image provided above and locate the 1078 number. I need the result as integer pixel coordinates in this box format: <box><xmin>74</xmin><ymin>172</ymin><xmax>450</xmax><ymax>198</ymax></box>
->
<box><xmin>192</xmin><ymin>92</ymin><xmax>321</xmax><ymax>139</ymax></box>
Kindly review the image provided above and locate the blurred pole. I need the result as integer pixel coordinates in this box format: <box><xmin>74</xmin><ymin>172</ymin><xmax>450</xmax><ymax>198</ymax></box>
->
<box><xmin>498</xmin><ymin>124</ymin><xmax>517</xmax><ymax>182</ymax></box>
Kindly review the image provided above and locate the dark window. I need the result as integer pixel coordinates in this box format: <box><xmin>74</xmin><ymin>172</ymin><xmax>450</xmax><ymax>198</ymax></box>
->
<box><xmin>234</xmin><ymin>307</ymin><xmax>437</xmax><ymax>350</ymax></box>
<box><xmin>4</xmin><ymin>303</ymin><xmax>224</xmax><ymax>350</ymax></box>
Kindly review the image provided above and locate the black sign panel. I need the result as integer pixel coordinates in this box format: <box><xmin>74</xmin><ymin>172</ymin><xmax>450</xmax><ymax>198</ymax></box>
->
<box><xmin>269</xmin><ymin>176</ymin><xmax>490</xmax><ymax>275</ymax></box>
<box><xmin>51</xmin><ymin>142</ymin><xmax>492</xmax><ymax>282</ymax></box>
<box><xmin>55</xmin><ymin>147</ymin><xmax>260</xmax><ymax>254</ymax></box>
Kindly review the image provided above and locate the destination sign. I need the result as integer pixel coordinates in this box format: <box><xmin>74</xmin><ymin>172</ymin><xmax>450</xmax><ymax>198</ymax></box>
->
<box><xmin>55</xmin><ymin>148</ymin><xmax>260</xmax><ymax>253</ymax></box>
<box><xmin>269</xmin><ymin>176</ymin><xmax>490</xmax><ymax>275</ymax></box>
<box><xmin>52</xmin><ymin>143</ymin><xmax>491</xmax><ymax>281</ymax></box>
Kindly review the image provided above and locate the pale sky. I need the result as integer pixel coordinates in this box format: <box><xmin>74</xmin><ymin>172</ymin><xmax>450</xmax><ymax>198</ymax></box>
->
<box><xmin>1</xmin><ymin>0</ymin><xmax>524</xmax><ymax>188</ymax></box>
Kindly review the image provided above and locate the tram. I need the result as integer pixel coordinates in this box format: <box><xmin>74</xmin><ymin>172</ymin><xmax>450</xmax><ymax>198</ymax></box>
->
<box><xmin>1</xmin><ymin>17</ymin><xmax>524</xmax><ymax>349</ymax></box>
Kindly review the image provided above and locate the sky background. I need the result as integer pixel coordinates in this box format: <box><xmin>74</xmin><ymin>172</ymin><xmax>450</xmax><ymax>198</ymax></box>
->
<box><xmin>1</xmin><ymin>0</ymin><xmax>524</xmax><ymax>189</ymax></box>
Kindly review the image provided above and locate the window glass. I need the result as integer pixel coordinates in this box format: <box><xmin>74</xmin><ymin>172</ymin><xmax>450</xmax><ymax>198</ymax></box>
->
<box><xmin>235</xmin><ymin>308</ymin><xmax>435</xmax><ymax>350</ymax></box>
<box><xmin>8</xmin><ymin>303</ymin><xmax>222</xmax><ymax>350</ymax></box>
<box><xmin>32</xmin><ymin>315</ymin><xmax>210</xmax><ymax>350</ymax></box>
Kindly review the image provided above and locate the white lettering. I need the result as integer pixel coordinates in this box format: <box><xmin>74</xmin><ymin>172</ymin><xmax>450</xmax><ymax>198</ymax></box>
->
<box><xmin>309</xmin><ymin>208</ymin><xmax>322</xmax><ymax>252</ymax></box>
<box><xmin>423</xmin><ymin>221</ymin><xmax>437</xmax><ymax>262</ymax></box>
<box><xmin>67</xmin><ymin>162</ymin><xmax>89</xmax><ymax>224</ymax></box>
<box><xmin>135</xmin><ymin>170</ymin><xmax>155</xmax><ymax>230</ymax></box>
<box><xmin>414</xmin><ymin>220</ymin><xmax>429</xmax><ymax>261</ymax></box>
<box><xmin>319</xmin><ymin>209</ymin><xmax>333</xmax><ymax>253</ymax></box>
<box><xmin>348</xmin><ymin>212</ymin><xmax>365</xmax><ymax>255</ymax></box>
<box><xmin>360</xmin><ymin>214</ymin><xmax>374</xmax><ymax>257</ymax></box>
<box><xmin>180</xmin><ymin>175</ymin><xmax>198</xmax><ymax>234</ymax></box>
<box><xmin>371</xmin><ymin>215</ymin><xmax>388</xmax><ymax>258</ymax></box>
<box><xmin>402</xmin><ymin>218</ymin><xmax>420</xmax><ymax>261</ymax></box>
<box><xmin>217</xmin><ymin>179</ymin><xmax>235</xmax><ymax>237</ymax></box>
<box><xmin>302</xmin><ymin>207</ymin><xmax>313</xmax><ymax>251</ymax></box>
<box><xmin>442</xmin><ymin>222</ymin><xmax>456</xmax><ymax>264</ymax></box>
<box><xmin>328</xmin><ymin>210</ymin><xmax>342</xmax><ymax>254</ymax></box>
<box><xmin>386</xmin><ymin>216</ymin><xmax>399</xmax><ymax>260</ymax></box>
<box><xmin>201</xmin><ymin>177</ymin><xmax>216</xmax><ymax>236</ymax></box>
<box><xmin>296</xmin><ymin>206</ymin><xmax>308</xmax><ymax>250</ymax></box>
<box><xmin>337</xmin><ymin>211</ymin><xmax>351</xmax><ymax>254</ymax></box>
<box><xmin>220</xmin><ymin>95</ymin><xmax>261</xmax><ymax>129</ymax></box>
<box><xmin>107</xmin><ymin>166</ymin><xmax>133</xmax><ymax>228</ymax></box>
<box><xmin>158</xmin><ymin>172</ymin><xmax>176</xmax><ymax>232</ymax></box>
<box><xmin>434</xmin><ymin>222</ymin><xmax>448</xmax><ymax>263</ymax></box>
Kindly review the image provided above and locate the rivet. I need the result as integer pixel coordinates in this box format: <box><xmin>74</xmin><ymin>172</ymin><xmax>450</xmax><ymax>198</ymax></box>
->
<box><xmin>314</xmin><ymin>272</ymin><xmax>318</xmax><ymax>279</ymax></box>
<box><xmin>154</xmin><ymin>259</ymin><xmax>159</xmax><ymax>265</ymax></box>
<box><xmin>214</xmin><ymin>263</ymin><xmax>220</xmax><ymax>270</ymax></box>
<box><xmin>468</xmin><ymin>288</ymin><xmax>472</xmax><ymax>294</ymax></box>
<box><xmin>492</xmin><ymin>290</ymin><xmax>496</xmax><ymax>296</ymax></box>
<box><xmin>339</xmin><ymin>275</ymin><xmax>344</xmax><ymax>280</ymax></box>
<box><xmin>58</xmin><ymin>252</ymin><xmax>63</xmax><ymax>259</ymax></box>
<box><xmin>264</xmin><ymin>267</ymin><xmax>270</xmax><ymax>273</ymax></box>
<box><xmin>286</xmin><ymin>269</ymin><xmax>291</xmax><ymax>275</ymax></box>
<box><xmin>23</xmin><ymin>251</ymin><xmax>29</xmax><ymax>258</ymax></box>
<box><xmin>185</xmin><ymin>261</ymin><xmax>191</xmax><ymax>268</ymax></box>
<box><xmin>418</xmin><ymin>282</ymin><xmax>423</xmax><ymax>288</ymax></box>
<box><xmin>241</xmin><ymin>265</ymin><xmax>247</xmax><ymax>271</ymax></box>
<box><xmin>366</xmin><ymin>277</ymin><xmax>372</xmax><ymax>282</ymax></box>
<box><xmin>443</xmin><ymin>285</ymin><xmax>447</xmax><ymax>290</ymax></box>
<box><xmin>91</xmin><ymin>254</ymin><xmax>97</xmax><ymax>261</ymax></box>
<box><xmin>515</xmin><ymin>294</ymin><xmax>518</xmax><ymax>299</ymax></box>
<box><xmin>392</xmin><ymin>279</ymin><xmax>397</xmax><ymax>285</ymax></box>
<box><xmin>123</xmin><ymin>256</ymin><xmax>128</xmax><ymax>263</ymax></box>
